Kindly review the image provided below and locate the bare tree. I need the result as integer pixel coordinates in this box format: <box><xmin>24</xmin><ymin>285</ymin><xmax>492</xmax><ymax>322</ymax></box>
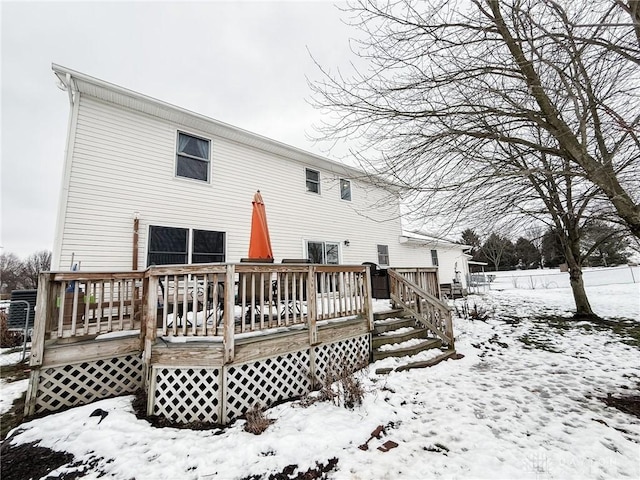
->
<box><xmin>22</xmin><ymin>250</ymin><xmax>52</xmax><ymax>289</ymax></box>
<box><xmin>0</xmin><ymin>250</ymin><xmax>52</xmax><ymax>294</ymax></box>
<box><xmin>311</xmin><ymin>0</ymin><xmax>639</xmax><ymax>316</ymax></box>
<box><xmin>480</xmin><ymin>233</ymin><xmax>514</xmax><ymax>271</ymax></box>
<box><xmin>1</xmin><ymin>253</ymin><xmax>24</xmax><ymax>294</ymax></box>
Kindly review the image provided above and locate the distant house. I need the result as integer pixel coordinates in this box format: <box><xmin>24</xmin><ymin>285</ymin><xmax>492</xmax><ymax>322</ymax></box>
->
<box><xmin>50</xmin><ymin>64</ymin><xmax>464</xmax><ymax>288</ymax></box>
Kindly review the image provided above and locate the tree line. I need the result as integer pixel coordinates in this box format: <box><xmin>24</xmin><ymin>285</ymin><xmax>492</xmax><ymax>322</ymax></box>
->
<box><xmin>0</xmin><ymin>250</ymin><xmax>52</xmax><ymax>295</ymax></box>
<box><xmin>461</xmin><ymin>225</ymin><xmax>632</xmax><ymax>272</ymax></box>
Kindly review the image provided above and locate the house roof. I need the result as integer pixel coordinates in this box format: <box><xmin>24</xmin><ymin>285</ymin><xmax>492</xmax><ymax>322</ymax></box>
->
<box><xmin>52</xmin><ymin>64</ymin><xmax>389</xmax><ymax>186</ymax></box>
<box><xmin>399</xmin><ymin>230</ymin><xmax>471</xmax><ymax>250</ymax></box>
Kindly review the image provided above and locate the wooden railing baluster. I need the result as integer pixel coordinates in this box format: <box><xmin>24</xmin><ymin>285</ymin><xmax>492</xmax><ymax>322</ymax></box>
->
<box><xmin>388</xmin><ymin>269</ymin><xmax>454</xmax><ymax>347</ymax></box>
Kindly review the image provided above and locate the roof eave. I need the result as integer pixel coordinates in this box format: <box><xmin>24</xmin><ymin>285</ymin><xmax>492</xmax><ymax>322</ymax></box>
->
<box><xmin>51</xmin><ymin>63</ymin><xmax>392</xmax><ymax>186</ymax></box>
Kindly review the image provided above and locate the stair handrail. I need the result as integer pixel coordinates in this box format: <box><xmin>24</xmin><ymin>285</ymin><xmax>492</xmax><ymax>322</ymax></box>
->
<box><xmin>388</xmin><ymin>269</ymin><xmax>454</xmax><ymax>347</ymax></box>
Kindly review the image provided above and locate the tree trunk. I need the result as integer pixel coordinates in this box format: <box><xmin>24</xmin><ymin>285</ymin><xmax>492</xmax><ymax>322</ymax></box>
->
<box><xmin>564</xmin><ymin>236</ymin><xmax>596</xmax><ymax>318</ymax></box>
<box><xmin>567</xmin><ymin>263</ymin><xmax>594</xmax><ymax>318</ymax></box>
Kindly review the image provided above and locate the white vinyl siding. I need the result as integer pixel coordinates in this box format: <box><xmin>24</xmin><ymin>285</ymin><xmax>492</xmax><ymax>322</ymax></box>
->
<box><xmin>54</xmin><ymin>95</ymin><xmax>424</xmax><ymax>271</ymax></box>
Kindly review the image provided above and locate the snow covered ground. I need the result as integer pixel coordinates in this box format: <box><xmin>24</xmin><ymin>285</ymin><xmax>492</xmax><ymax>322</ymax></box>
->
<box><xmin>489</xmin><ymin>264</ymin><xmax>639</xmax><ymax>290</ymax></box>
<box><xmin>1</xmin><ymin>270</ymin><xmax>639</xmax><ymax>479</ymax></box>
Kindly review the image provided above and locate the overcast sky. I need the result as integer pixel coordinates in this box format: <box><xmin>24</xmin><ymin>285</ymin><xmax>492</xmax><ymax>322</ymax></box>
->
<box><xmin>1</xmin><ymin>1</ymin><xmax>357</xmax><ymax>259</ymax></box>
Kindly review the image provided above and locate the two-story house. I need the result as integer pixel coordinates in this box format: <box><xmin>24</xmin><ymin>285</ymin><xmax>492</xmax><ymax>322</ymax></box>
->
<box><xmin>22</xmin><ymin>65</ymin><xmax>466</xmax><ymax>424</ymax></box>
<box><xmin>51</xmin><ymin>64</ymin><xmax>470</xmax><ymax>289</ymax></box>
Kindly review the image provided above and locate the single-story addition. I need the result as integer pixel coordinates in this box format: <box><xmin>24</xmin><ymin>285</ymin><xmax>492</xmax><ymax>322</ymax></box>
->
<box><xmin>50</xmin><ymin>64</ymin><xmax>463</xmax><ymax>289</ymax></box>
<box><xmin>399</xmin><ymin>231</ymin><xmax>472</xmax><ymax>296</ymax></box>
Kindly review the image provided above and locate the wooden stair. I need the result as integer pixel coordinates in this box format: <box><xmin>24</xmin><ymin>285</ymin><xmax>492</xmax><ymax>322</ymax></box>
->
<box><xmin>372</xmin><ymin>311</ymin><xmax>453</xmax><ymax>374</ymax></box>
<box><xmin>371</xmin><ymin>269</ymin><xmax>458</xmax><ymax>374</ymax></box>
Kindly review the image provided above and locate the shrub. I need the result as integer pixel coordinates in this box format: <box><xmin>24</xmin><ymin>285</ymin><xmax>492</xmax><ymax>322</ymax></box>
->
<box><xmin>307</xmin><ymin>362</ymin><xmax>366</xmax><ymax>409</ymax></box>
<box><xmin>0</xmin><ymin>311</ymin><xmax>23</xmax><ymax>348</ymax></box>
<box><xmin>244</xmin><ymin>404</ymin><xmax>274</xmax><ymax>435</ymax></box>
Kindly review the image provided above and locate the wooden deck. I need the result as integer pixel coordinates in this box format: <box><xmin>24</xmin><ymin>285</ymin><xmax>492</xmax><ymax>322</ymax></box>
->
<box><xmin>24</xmin><ymin>263</ymin><xmax>452</xmax><ymax>424</ymax></box>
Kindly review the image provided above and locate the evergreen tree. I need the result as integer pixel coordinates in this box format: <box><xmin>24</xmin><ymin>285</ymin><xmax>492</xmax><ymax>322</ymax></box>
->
<box><xmin>541</xmin><ymin>229</ymin><xmax>565</xmax><ymax>268</ymax></box>
<box><xmin>582</xmin><ymin>222</ymin><xmax>631</xmax><ymax>267</ymax></box>
<box><xmin>515</xmin><ymin>237</ymin><xmax>541</xmax><ymax>269</ymax></box>
<box><xmin>460</xmin><ymin>229</ymin><xmax>482</xmax><ymax>260</ymax></box>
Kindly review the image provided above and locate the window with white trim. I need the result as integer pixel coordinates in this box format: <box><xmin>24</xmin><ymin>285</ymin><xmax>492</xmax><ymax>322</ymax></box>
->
<box><xmin>176</xmin><ymin>132</ymin><xmax>210</xmax><ymax>182</ymax></box>
<box><xmin>377</xmin><ymin>245</ymin><xmax>389</xmax><ymax>266</ymax></box>
<box><xmin>340</xmin><ymin>178</ymin><xmax>351</xmax><ymax>201</ymax></box>
<box><xmin>192</xmin><ymin>230</ymin><xmax>225</xmax><ymax>263</ymax></box>
<box><xmin>147</xmin><ymin>226</ymin><xmax>225</xmax><ymax>266</ymax></box>
<box><xmin>307</xmin><ymin>241</ymin><xmax>339</xmax><ymax>264</ymax></box>
<box><xmin>148</xmin><ymin>226</ymin><xmax>188</xmax><ymax>265</ymax></box>
<box><xmin>431</xmin><ymin>249</ymin><xmax>439</xmax><ymax>266</ymax></box>
<box><xmin>306</xmin><ymin>168</ymin><xmax>320</xmax><ymax>194</ymax></box>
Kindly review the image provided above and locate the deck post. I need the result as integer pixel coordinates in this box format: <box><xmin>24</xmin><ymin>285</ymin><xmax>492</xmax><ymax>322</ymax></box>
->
<box><xmin>143</xmin><ymin>274</ymin><xmax>159</xmax><ymax>387</ymax></box>
<box><xmin>363</xmin><ymin>266</ymin><xmax>374</xmax><ymax>331</ymax></box>
<box><xmin>445</xmin><ymin>311</ymin><xmax>455</xmax><ymax>348</ymax></box>
<box><xmin>307</xmin><ymin>265</ymin><xmax>318</xmax><ymax>345</ymax></box>
<box><xmin>223</xmin><ymin>263</ymin><xmax>235</xmax><ymax>363</ymax></box>
<box><xmin>24</xmin><ymin>272</ymin><xmax>51</xmax><ymax>417</ymax></box>
<box><xmin>139</xmin><ymin>275</ymin><xmax>149</xmax><ymax>352</ymax></box>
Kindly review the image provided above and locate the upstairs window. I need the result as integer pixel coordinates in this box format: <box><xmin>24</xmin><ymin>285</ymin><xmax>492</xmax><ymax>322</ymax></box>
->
<box><xmin>377</xmin><ymin>245</ymin><xmax>389</xmax><ymax>266</ymax></box>
<box><xmin>306</xmin><ymin>168</ymin><xmax>320</xmax><ymax>194</ymax></box>
<box><xmin>340</xmin><ymin>178</ymin><xmax>351</xmax><ymax>201</ymax></box>
<box><xmin>431</xmin><ymin>249</ymin><xmax>439</xmax><ymax>266</ymax></box>
<box><xmin>176</xmin><ymin>132</ymin><xmax>210</xmax><ymax>182</ymax></box>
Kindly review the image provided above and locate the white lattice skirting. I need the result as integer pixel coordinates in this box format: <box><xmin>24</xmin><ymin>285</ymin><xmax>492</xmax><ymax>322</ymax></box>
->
<box><xmin>150</xmin><ymin>334</ymin><xmax>370</xmax><ymax>424</ymax></box>
<box><xmin>33</xmin><ymin>354</ymin><xmax>143</xmax><ymax>414</ymax></box>
<box><xmin>151</xmin><ymin>367</ymin><xmax>223</xmax><ymax>423</ymax></box>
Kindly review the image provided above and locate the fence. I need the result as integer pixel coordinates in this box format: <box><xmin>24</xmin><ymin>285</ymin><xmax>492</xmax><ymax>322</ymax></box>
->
<box><xmin>489</xmin><ymin>265</ymin><xmax>639</xmax><ymax>290</ymax></box>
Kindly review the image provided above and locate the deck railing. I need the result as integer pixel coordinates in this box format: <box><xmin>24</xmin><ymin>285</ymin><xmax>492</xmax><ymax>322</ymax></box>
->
<box><xmin>390</xmin><ymin>267</ymin><xmax>441</xmax><ymax>298</ymax></box>
<box><xmin>143</xmin><ymin>263</ymin><xmax>370</xmax><ymax>335</ymax></box>
<box><xmin>388</xmin><ymin>269</ymin><xmax>454</xmax><ymax>347</ymax></box>
<box><xmin>32</xmin><ymin>263</ymin><xmax>374</xmax><ymax>363</ymax></box>
<box><xmin>40</xmin><ymin>271</ymin><xmax>145</xmax><ymax>339</ymax></box>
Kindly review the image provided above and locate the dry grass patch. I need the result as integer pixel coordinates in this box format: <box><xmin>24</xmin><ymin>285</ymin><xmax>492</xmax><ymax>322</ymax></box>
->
<box><xmin>244</xmin><ymin>404</ymin><xmax>274</xmax><ymax>435</ymax></box>
<box><xmin>303</xmin><ymin>362</ymin><xmax>366</xmax><ymax>410</ymax></box>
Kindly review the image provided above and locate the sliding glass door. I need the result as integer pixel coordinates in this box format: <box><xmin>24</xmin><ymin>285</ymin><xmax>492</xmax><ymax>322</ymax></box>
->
<box><xmin>306</xmin><ymin>241</ymin><xmax>339</xmax><ymax>264</ymax></box>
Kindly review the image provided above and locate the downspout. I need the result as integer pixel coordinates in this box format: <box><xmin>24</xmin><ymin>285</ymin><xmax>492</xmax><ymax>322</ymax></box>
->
<box><xmin>51</xmin><ymin>71</ymin><xmax>79</xmax><ymax>270</ymax></box>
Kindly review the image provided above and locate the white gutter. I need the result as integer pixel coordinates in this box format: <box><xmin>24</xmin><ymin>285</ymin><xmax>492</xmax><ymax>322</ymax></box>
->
<box><xmin>50</xmin><ymin>64</ymin><xmax>388</xmax><ymax>186</ymax></box>
<box><xmin>51</xmin><ymin>68</ymin><xmax>79</xmax><ymax>269</ymax></box>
